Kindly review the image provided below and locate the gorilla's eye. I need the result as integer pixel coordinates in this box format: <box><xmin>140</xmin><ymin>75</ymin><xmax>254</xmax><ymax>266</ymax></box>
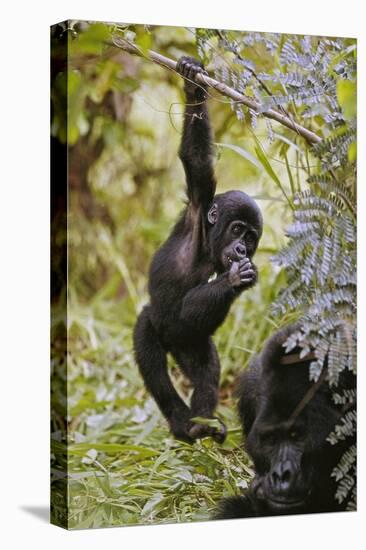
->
<box><xmin>262</xmin><ymin>434</ymin><xmax>276</xmax><ymax>445</ymax></box>
<box><xmin>232</xmin><ymin>223</ymin><xmax>244</xmax><ymax>236</ymax></box>
<box><xmin>258</xmin><ymin>428</ymin><xmax>277</xmax><ymax>445</ymax></box>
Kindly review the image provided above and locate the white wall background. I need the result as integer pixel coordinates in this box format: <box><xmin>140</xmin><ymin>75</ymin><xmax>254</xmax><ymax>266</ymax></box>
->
<box><xmin>0</xmin><ymin>1</ymin><xmax>364</xmax><ymax>548</ymax></box>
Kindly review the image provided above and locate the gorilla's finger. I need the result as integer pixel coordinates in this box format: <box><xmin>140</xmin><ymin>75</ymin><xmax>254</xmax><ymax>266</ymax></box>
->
<box><xmin>240</xmin><ymin>275</ymin><xmax>255</xmax><ymax>283</ymax></box>
<box><xmin>239</xmin><ymin>257</ymin><xmax>251</xmax><ymax>267</ymax></box>
<box><xmin>240</xmin><ymin>268</ymin><xmax>255</xmax><ymax>278</ymax></box>
<box><xmin>240</xmin><ymin>262</ymin><xmax>253</xmax><ymax>271</ymax></box>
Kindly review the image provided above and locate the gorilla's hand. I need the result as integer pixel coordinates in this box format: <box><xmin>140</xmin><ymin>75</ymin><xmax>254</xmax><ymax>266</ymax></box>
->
<box><xmin>229</xmin><ymin>258</ymin><xmax>257</xmax><ymax>289</ymax></box>
<box><xmin>238</xmin><ymin>258</ymin><xmax>257</xmax><ymax>287</ymax></box>
<box><xmin>176</xmin><ymin>56</ymin><xmax>208</xmax><ymax>101</ymax></box>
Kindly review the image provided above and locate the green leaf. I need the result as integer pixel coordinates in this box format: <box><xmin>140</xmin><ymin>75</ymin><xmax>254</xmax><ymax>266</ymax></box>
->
<box><xmin>141</xmin><ymin>493</ymin><xmax>164</xmax><ymax>516</ymax></box>
<box><xmin>77</xmin><ymin>23</ymin><xmax>110</xmax><ymax>55</ymax></box>
<box><xmin>337</xmin><ymin>80</ymin><xmax>356</xmax><ymax>120</ymax></box>
<box><xmin>69</xmin><ymin>443</ymin><xmax>160</xmax><ymax>457</ymax></box>
<box><xmin>283</xmin><ymin>153</ymin><xmax>296</xmax><ymax>196</ymax></box>
<box><xmin>274</xmin><ymin>132</ymin><xmax>303</xmax><ymax>153</ymax></box>
<box><xmin>216</xmin><ymin>142</ymin><xmax>261</xmax><ymax>169</ymax></box>
<box><xmin>348</xmin><ymin>142</ymin><xmax>357</xmax><ymax>163</ymax></box>
<box><xmin>135</xmin><ymin>31</ymin><xmax>152</xmax><ymax>55</ymax></box>
<box><xmin>253</xmin><ymin>140</ymin><xmax>293</xmax><ymax>208</ymax></box>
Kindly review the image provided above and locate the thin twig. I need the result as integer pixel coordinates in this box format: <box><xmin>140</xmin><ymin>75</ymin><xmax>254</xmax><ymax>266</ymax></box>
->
<box><xmin>111</xmin><ymin>37</ymin><xmax>322</xmax><ymax>146</ymax></box>
<box><xmin>287</xmin><ymin>367</ymin><xmax>327</xmax><ymax>425</ymax></box>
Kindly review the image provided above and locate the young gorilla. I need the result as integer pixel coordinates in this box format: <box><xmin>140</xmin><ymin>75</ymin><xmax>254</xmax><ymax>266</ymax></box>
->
<box><xmin>133</xmin><ymin>57</ymin><xmax>263</xmax><ymax>443</ymax></box>
<box><xmin>215</xmin><ymin>324</ymin><xmax>355</xmax><ymax>518</ymax></box>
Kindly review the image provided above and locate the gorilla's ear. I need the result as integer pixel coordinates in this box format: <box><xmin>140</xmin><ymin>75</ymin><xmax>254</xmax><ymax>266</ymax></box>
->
<box><xmin>208</xmin><ymin>202</ymin><xmax>218</xmax><ymax>225</ymax></box>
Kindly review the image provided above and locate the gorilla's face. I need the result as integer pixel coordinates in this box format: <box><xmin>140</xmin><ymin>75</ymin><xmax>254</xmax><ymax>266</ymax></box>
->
<box><xmin>247</xmin><ymin>415</ymin><xmax>311</xmax><ymax>512</ymax></box>
<box><xmin>245</xmin><ymin>362</ymin><xmax>337</xmax><ymax>514</ymax></box>
<box><xmin>207</xmin><ymin>191</ymin><xmax>262</xmax><ymax>272</ymax></box>
<box><xmin>219</xmin><ymin>220</ymin><xmax>260</xmax><ymax>271</ymax></box>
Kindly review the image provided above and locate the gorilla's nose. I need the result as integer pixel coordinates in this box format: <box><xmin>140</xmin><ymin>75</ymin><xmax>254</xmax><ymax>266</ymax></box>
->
<box><xmin>234</xmin><ymin>243</ymin><xmax>246</xmax><ymax>258</ymax></box>
<box><xmin>270</xmin><ymin>460</ymin><xmax>295</xmax><ymax>492</ymax></box>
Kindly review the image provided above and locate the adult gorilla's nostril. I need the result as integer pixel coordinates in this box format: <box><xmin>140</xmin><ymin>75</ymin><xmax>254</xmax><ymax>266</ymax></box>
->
<box><xmin>234</xmin><ymin>243</ymin><xmax>246</xmax><ymax>258</ymax></box>
<box><xmin>271</xmin><ymin>461</ymin><xmax>294</xmax><ymax>491</ymax></box>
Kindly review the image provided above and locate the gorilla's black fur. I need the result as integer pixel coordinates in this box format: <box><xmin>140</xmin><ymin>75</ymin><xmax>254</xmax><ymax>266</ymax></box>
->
<box><xmin>215</xmin><ymin>324</ymin><xmax>355</xmax><ymax>518</ymax></box>
<box><xmin>133</xmin><ymin>57</ymin><xmax>262</xmax><ymax>443</ymax></box>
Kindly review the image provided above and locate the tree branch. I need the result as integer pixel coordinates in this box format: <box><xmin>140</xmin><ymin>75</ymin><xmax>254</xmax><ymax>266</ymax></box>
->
<box><xmin>111</xmin><ymin>37</ymin><xmax>322</xmax><ymax>146</ymax></box>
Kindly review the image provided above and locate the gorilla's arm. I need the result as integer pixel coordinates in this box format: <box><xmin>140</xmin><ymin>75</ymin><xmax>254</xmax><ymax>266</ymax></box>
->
<box><xmin>180</xmin><ymin>260</ymin><xmax>257</xmax><ymax>332</ymax></box>
<box><xmin>177</xmin><ymin>57</ymin><xmax>216</xmax><ymax>210</ymax></box>
<box><xmin>180</xmin><ymin>275</ymin><xmax>236</xmax><ymax>333</ymax></box>
<box><xmin>213</xmin><ymin>493</ymin><xmax>260</xmax><ymax>520</ymax></box>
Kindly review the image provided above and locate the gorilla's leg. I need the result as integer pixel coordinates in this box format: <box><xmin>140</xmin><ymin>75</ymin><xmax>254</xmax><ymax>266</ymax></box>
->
<box><xmin>133</xmin><ymin>306</ymin><xmax>193</xmax><ymax>441</ymax></box>
<box><xmin>172</xmin><ymin>339</ymin><xmax>227</xmax><ymax>443</ymax></box>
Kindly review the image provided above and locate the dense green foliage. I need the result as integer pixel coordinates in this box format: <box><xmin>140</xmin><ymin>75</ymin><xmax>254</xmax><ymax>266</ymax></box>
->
<box><xmin>51</xmin><ymin>22</ymin><xmax>356</xmax><ymax>527</ymax></box>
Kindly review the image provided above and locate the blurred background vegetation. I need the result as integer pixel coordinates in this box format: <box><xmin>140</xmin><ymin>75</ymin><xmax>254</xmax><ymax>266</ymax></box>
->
<box><xmin>51</xmin><ymin>22</ymin><xmax>356</xmax><ymax>528</ymax></box>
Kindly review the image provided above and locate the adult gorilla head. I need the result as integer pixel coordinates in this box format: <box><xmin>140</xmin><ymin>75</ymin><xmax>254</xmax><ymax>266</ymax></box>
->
<box><xmin>244</xmin><ymin>325</ymin><xmax>337</xmax><ymax>513</ymax></box>
<box><xmin>207</xmin><ymin>191</ymin><xmax>263</xmax><ymax>273</ymax></box>
<box><xmin>214</xmin><ymin>324</ymin><xmax>356</xmax><ymax>519</ymax></box>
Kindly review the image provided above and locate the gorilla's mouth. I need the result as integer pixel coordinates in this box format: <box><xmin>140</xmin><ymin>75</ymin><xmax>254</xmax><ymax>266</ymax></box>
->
<box><xmin>267</xmin><ymin>496</ymin><xmax>306</xmax><ymax>510</ymax></box>
<box><xmin>266</xmin><ymin>489</ymin><xmax>311</xmax><ymax>511</ymax></box>
<box><xmin>221</xmin><ymin>252</ymin><xmax>236</xmax><ymax>271</ymax></box>
<box><xmin>253</xmin><ymin>477</ymin><xmax>310</xmax><ymax>512</ymax></box>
